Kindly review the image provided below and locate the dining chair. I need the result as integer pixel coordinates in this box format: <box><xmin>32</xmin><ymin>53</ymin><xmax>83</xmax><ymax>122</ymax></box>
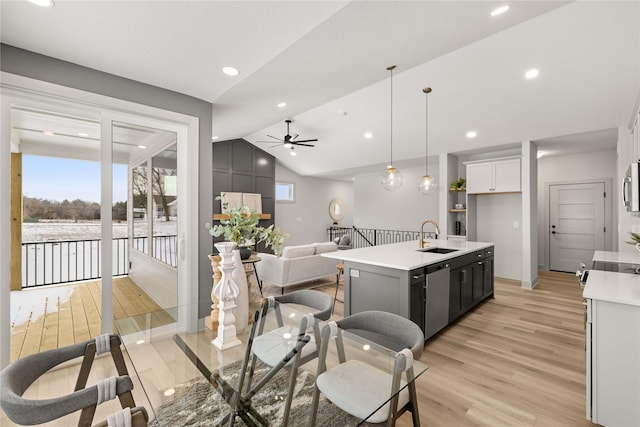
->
<box><xmin>247</xmin><ymin>290</ymin><xmax>332</xmax><ymax>425</ymax></box>
<box><xmin>0</xmin><ymin>334</ymin><xmax>148</xmax><ymax>427</ymax></box>
<box><xmin>310</xmin><ymin>310</ymin><xmax>424</xmax><ymax>426</ymax></box>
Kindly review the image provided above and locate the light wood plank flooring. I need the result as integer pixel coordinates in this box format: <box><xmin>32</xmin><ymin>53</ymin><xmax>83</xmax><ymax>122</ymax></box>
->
<box><xmin>4</xmin><ymin>271</ymin><xmax>592</xmax><ymax>426</ymax></box>
<box><xmin>314</xmin><ymin>271</ymin><xmax>591</xmax><ymax>426</ymax></box>
<box><xmin>9</xmin><ymin>277</ymin><xmax>174</xmax><ymax>361</ymax></box>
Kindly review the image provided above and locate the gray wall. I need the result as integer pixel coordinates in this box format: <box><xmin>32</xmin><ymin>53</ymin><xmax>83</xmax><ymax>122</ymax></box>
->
<box><xmin>537</xmin><ymin>148</ymin><xmax>617</xmax><ymax>269</ymax></box>
<box><xmin>353</xmin><ymin>163</ymin><xmax>440</xmax><ymax>232</ymax></box>
<box><xmin>0</xmin><ymin>44</ymin><xmax>214</xmax><ymax>318</ymax></box>
<box><xmin>275</xmin><ymin>163</ymin><xmax>354</xmax><ymax>246</ymax></box>
<box><xmin>475</xmin><ymin>193</ymin><xmax>523</xmax><ymax>281</ymax></box>
<box><xmin>212</xmin><ymin>139</ymin><xmax>276</xmax><ymax>252</ymax></box>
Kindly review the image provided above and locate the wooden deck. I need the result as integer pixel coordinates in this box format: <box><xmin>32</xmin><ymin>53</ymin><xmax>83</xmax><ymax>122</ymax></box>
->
<box><xmin>10</xmin><ymin>277</ymin><xmax>175</xmax><ymax>361</ymax></box>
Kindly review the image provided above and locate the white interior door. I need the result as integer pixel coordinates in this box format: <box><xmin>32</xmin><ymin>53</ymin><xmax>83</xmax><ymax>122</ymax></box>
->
<box><xmin>549</xmin><ymin>182</ymin><xmax>606</xmax><ymax>272</ymax></box>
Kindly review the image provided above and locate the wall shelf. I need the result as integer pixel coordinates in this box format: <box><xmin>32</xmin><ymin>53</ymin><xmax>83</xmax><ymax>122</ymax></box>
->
<box><xmin>213</xmin><ymin>213</ymin><xmax>272</xmax><ymax>220</ymax></box>
<box><xmin>449</xmin><ymin>188</ymin><xmax>466</xmax><ymax>192</ymax></box>
<box><xmin>448</xmin><ymin>209</ymin><xmax>467</xmax><ymax>213</ymax></box>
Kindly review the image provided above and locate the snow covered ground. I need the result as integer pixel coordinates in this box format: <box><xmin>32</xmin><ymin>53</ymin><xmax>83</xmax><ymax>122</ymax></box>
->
<box><xmin>22</xmin><ymin>219</ymin><xmax>177</xmax><ymax>242</ymax></box>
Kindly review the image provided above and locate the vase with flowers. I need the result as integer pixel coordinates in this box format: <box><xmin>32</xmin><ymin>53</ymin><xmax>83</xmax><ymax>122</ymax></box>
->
<box><xmin>206</xmin><ymin>196</ymin><xmax>287</xmax><ymax>259</ymax></box>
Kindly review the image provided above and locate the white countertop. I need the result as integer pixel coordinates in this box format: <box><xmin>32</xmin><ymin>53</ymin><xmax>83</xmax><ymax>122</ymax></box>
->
<box><xmin>592</xmin><ymin>250</ymin><xmax>640</xmax><ymax>265</ymax></box>
<box><xmin>583</xmin><ymin>270</ymin><xmax>640</xmax><ymax>306</ymax></box>
<box><xmin>321</xmin><ymin>239</ymin><xmax>494</xmax><ymax>271</ymax></box>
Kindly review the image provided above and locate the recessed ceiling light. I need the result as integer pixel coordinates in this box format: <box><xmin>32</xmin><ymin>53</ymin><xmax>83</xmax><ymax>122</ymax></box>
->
<box><xmin>277</xmin><ymin>102</ymin><xmax>287</xmax><ymax>108</ymax></box>
<box><xmin>28</xmin><ymin>0</ymin><xmax>54</xmax><ymax>7</ymax></box>
<box><xmin>364</xmin><ymin>132</ymin><xmax>373</xmax><ymax>139</ymax></box>
<box><xmin>222</xmin><ymin>66</ymin><xmax>239</xmax><ymax>76</ymax></box>
<box><xmin>490</xmin><ymin>5</ymin><xmax>509</xmax><ymax>16</ymax></box>
<box><xmin>211</xmin><ymin>136</ymin><xmax>219</xmax><ymax>141</ymax></box>
<box><xmin>525</xmin><ymin>68</ymin><xmax>540</xmax><ymax>79</ymax></box>
<box><xmin>42</xmin><ymin>130</ymin><xmax>55</xmax><ymax>136</ymax></box>
<box><xmin>163</xmin><ymin>388</ymin><xmax>176</xmax><ymax>397</ymax></box>
<box><xmin>138</xmin><ymin>145</ymin><xmax>147</xmax><ymax>149</ymax></box>
<box><xmin>537</xmin><ymin>151</ymin><xmax>545</xmax><ymax>159</ymax></box>
<box><xmin>77</xmin><ymin>132</ymin><xmax>89</xmax><ymax>137</ymax></box>
<box><xmin>466</xmin><ymin>131</ymin><xmax>477</xmax><ymax>139</ymax></box>
<box><xmin>136</xmin><ymin>339</ymin><xmax>145</xmax><ymax>345</ymax></box>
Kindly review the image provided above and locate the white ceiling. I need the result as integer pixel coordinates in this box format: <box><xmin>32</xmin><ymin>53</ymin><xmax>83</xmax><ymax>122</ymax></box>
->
<box><xmin>2</xmin><ymin>1</ymin><xmax>639</xmax><ymax>179</ymax></box>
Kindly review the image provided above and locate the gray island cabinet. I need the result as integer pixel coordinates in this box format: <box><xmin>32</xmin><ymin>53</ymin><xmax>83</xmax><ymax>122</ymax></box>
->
<box><xmin>322</xmin><ymin>240</ymin><xmax>494</xmax><ymax>340</ymax></box>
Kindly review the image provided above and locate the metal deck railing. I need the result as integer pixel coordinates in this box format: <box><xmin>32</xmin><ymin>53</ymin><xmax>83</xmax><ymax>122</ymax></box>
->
<box><xmin>21</xmin><ymin>235</ymin><xmax>177</xmax><ymax>288</ymax></box>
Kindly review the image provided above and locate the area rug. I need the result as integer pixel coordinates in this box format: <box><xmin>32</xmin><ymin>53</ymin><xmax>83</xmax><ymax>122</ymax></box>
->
<box><xmin>151</xmin><ymin>359</ymin><xmax>370</xmax><ymax>426</ymax></box>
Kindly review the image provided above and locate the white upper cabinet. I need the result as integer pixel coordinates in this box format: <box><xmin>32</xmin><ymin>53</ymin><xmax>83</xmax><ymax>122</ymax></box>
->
<box><xmin>466</xmin><ymin>157</ymin><xmax>521</xmax><ymax>194</ymax></box>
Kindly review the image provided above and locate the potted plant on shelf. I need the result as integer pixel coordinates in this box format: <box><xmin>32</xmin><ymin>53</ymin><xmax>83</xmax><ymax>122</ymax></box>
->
<box><xmin>450</xmin><ymin>177</ymin><xmax>466</xmax><ymax>190</ymax></box>
<box><xmin>206</xmin><ymin>198</ymin><xmax>287</xmax><ymax>258</ymax></box>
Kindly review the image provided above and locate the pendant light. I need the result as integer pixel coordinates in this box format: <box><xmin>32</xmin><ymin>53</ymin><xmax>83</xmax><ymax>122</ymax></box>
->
<box><xmin>381</xmin><ymin>65</ymin><xmax>403</xmax><ymax>191</ymax></box>
<box><xmin>418</xmin><ymin>87</ymin><xmax>437</xmax><ymax>194</ymax></box>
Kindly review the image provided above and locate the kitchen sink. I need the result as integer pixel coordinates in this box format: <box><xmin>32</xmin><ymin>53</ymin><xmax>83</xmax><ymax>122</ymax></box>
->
<box><xmin>417</xmin><ymin>247</ymin><xmax>459</xmax><ymax>254</ymax></box>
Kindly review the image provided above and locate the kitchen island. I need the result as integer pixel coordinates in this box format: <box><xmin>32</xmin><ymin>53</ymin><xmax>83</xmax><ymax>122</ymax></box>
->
<box><xmin>322</xmin><ymin>239</ymin><xmax>494</xmax><ymax>340</ymax></box>
<box><xmin>583</xmin><ymin>268</ymin><xmax>640</xmax><ymax>426</ymax></box>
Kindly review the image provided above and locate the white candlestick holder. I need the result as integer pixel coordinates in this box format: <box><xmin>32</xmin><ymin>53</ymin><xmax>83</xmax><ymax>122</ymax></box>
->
<box><xmin>212</xmin><ymin>242</ymin><xmax>242</xmax><ymax>350</ymax></box>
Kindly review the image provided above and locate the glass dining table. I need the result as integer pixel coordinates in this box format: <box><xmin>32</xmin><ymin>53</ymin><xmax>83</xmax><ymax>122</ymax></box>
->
<box><xmin>115</xmin><ymin>300</ymin><xmax>429</xmax><ymax>426</ymax></box>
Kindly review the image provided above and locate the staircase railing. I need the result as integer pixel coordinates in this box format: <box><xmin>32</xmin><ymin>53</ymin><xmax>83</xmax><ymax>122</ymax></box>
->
<box><xmin>327</xmin><ymin>226</ymin><xmax>437</xmax><ymax>249</ymax></box>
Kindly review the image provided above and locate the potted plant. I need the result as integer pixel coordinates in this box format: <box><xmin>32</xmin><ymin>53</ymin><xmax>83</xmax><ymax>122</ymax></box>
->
<box><xmin>206</xmin><ymin>197</ymin><xmax>287</xmax><ymax>258</ymax></box>
<box><xmin>450</xmin><ymin>177</ymin><xmax>466</xmax><ymax>190</ymax></box>
<box><xmin>625</xmin><ymin>231</ymin><xmax>640</xmax><ymax>252</ymax></box>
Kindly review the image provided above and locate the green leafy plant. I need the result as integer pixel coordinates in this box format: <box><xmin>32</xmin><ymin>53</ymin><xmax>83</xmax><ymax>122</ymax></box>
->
<box><xmin>206</xmin><ymin>196</ymin><xmax>287</xmax><ymax>255</ymax></box>
<box><xmin>625</xmin><ymin>231</ymin><xmax>640</xmax><ymax>246</ymax></box>
<box><xmin>450</xmin><ymin>177</ymin><xmax>466</xmax><ymax>189</ymax></box>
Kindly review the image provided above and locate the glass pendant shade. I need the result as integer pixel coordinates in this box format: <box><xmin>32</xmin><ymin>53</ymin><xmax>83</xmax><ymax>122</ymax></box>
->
<box><xmin>382</xmin><ymin>166</ymin><xmax>403</xmax><ymax>191</ymax></box>
<box><xmin>418</xmin><ymin>174</ymin><xmax>437</xmax><ymax>194</ymax></box>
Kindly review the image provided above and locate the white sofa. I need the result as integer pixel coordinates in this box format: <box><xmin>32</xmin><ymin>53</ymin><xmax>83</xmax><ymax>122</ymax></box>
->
<box><xmin>255</xmin><ymin>242</ymin><xmax>339</xmax><ymax>294</ymax></box>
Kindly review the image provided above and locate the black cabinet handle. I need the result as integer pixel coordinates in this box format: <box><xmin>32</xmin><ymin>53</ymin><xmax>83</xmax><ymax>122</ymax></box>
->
<box><xmin>551</xmin><ymin>231</ymin><xmax>556</xmax><ymax>234</ymax></box>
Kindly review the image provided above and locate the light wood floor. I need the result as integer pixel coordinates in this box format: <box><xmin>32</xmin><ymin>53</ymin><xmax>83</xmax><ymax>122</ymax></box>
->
<box><xmin>314</xmin><ymin>271</ymin><xmax>592</xmax><ymax>427</ymax></box>
<box><xmin>5</xmin><ymin>272</ymin><xmax>592</xmax><ymax>426</ymax></box>
<box><xmin>9</xmin><ymin>277</ymin><xmax>174</xmax><ymax>361</ymax></box>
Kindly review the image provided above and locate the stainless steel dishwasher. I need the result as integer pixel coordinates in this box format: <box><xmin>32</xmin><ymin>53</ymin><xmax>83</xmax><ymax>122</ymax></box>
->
<box><xmin>425</xmin><ymin>261</ymin><xmax>450</xmax><ymax>339</ymax></box>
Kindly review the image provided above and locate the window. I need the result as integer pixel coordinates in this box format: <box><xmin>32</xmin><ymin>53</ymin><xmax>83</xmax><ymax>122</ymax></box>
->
<box><xmin>275</xmin><ymin>182</ymin><xmax>295</xmax><ymax>202</ymax></box>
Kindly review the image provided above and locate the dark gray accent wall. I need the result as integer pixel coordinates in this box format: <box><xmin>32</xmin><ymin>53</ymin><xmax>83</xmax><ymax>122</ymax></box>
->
<box><xmin>1</xmin><ymin>44</ymin><xmax>214</xmax><ymax>319</ymax></box>
<box><xmin>212</xmin><ymin>139</ymin><xmax>276</xmax><ymax>252</ymax></box>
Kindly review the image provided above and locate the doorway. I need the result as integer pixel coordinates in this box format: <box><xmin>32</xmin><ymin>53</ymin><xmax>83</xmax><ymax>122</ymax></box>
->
<box><xmin>2</xmin><ymin>81</ymin><xmax>200</xmax><ymax>368</ymax></box>
<box><xmin>549</xmin><ymin>182</ymin><xmax>607</xmax><ymax>272</ymax></box>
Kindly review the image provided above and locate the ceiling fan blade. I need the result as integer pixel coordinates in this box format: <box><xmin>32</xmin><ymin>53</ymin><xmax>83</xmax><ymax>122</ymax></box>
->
<box><xmin>256</xmin><ymin>140</ymin><xmax>280</xmax><ymax>144</ymax></box>
<box><xmin>266</xmin><ymin>134</ymin><xmax>283</xmax><ymax>141</ymax></box>
<box><xmin>295</xmin><ymin>143</ymin><xmax>315</xmax><ymax>147</ymax></box>
<box><xmin>270</xmin><ymin>143</ymin><xmax>284</xmax><ymax>148</ymax></box>
<box><xmin>291</xmin><ymin>134</ymin><xmax>299</xmax><ymax>140</ymax></box>
<box><xmin>293</xmin><ymin>139</ymin><xmax>318</xmax><ymax>144</ymax></box>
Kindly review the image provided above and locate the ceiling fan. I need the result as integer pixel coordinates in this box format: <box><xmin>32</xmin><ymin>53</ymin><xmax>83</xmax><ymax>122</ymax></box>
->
<box><xmin>257</xmin><ymin>119</ymin><xmax>318</xmax><ymax>152</ymax></box>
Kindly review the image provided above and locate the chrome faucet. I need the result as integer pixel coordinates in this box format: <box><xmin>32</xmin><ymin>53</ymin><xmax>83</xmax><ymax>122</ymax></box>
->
<box><xmin>419</xmin><ymin>219</ymin><xmax>440</xmax><ymax>248</ymax></box>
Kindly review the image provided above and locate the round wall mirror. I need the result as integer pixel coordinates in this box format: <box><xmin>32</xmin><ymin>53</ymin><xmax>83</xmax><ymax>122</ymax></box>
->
<box><xmin>329</xmin><ymin>198</ymin><xmax>345</xmax><ymax>221</ymax></box>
